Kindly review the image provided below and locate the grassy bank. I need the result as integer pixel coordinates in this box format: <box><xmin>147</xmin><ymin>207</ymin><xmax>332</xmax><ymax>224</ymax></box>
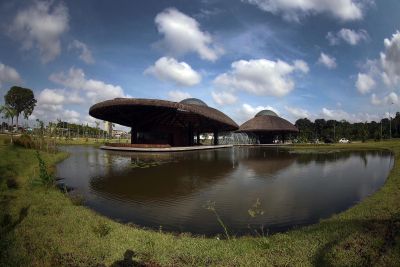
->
<box><xmin>1</xmin><ymin>138</ymin><xmax>399</xmax><ymax>266</ymax></box>
<box><xmin>55</xmin><ymin>137</ymin><xmax>130</xmax><ymax>146</ymax></box>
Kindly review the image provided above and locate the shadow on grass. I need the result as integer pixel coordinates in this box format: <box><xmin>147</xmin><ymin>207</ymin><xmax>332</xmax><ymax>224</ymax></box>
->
<box><xmin>1</xmin><ymin>205</ymin><xmax>30</xmax><ymax>234</ymax></box>
<box><xmin>311</xmin><ymin>215</ymin><xmax>400</xmax><ymax>266</ymax></box>
<box><xmin>110</xmin><ymin>250</ymin><xmax>146</xmax><ymax>267</ymax></box>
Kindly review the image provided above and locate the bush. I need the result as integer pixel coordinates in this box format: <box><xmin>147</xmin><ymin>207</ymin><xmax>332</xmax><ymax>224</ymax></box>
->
<box><xmin>14</xmin><ymin>134</ymin><xmax>34</xmax><ymax>149</ymax></box>
<box><xmin>32</xmin><ymin>151</ymin><xmax>54</xmax><ymax>187</ymax></box>
<box><xmin>92</xmin><ymin>222</ymin><xmax>112</xmax><ymax>238</ymax></box>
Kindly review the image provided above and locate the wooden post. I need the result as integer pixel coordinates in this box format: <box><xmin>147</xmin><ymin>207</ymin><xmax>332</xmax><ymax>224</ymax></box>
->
<box><xmin>131</xmin><ymin>128</ymin><xmax>138</xmax><ymax>144</ymax></box>
<box><xmin>188</xmin><ymin>123</ymin><xmax>193</xmax><ymax>146</ymax></box>
<box><xmin>213</xmin><ymin>129</ymin><xmax>218</xmax><ymax>145</ymax></box>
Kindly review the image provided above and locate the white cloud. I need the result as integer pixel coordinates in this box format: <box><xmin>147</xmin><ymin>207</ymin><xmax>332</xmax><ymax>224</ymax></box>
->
<box><xmin>293</xmin><ymin>60</ymin><xmax>310</xmax><ymax>73</ymax></box>
<box><xmin>31</xmin><ymin>105</ymin><xmax>81</xmax><ymax>124</ymax></box>
<box><xmin>370</xmin><ymin>93</ymin><xmax>381</xmax><ymax>106</ymax></box>
<box><xmin>370</xmin><ymin>92</ymin><xmax>399</xmax><ymax>106</ymax></box>
<box><xmin>49</xmin><ymin>67</ymin><xmax>125</xmax><ymax>103</ymax></box>
<box><xmin>167</xmin><ymin>90</ymin><xmax>191</xmax><ymax>102</ymax></box>
<box><xmin>285</xmin><ymin>106</ymin><xmax>310</xmax><ymax>119</ymax></box>
<box><xmin>63</xmin><ymin>109</ymin><xmax>80</xmax><ymax>123</ymax></box>
<box><xmin>243</xmin><ymin>0</ymin><xmax>368</xmax><ymax>22</ymax></box>
<box><xmin>327</xmin><ymin>28</ymin><xmax>369</xmax><ymax>46</ymax></box>
<box><xmin>0</xmin><ymin>63</ymin><xmax>21</xmax><ymax>87</ymax></box>
<box><xmin>144</xmin><ymin>57</ymin><xmax>201</xmax><ymax>86</ymax></box>
<box><xmin>211</xmin><ymin>91</ymin><xmax>237</xmax><ymax>105</ymax></box>
<box><xmin>321</xmin><ymin>107</ymin><xmax>379</xmax><ymax>122</ymax></box>
<box><xmin>355</xmin><ymin>73</ymin><xmax>375</xmax><ymax>94</ymax></box>
<box><xmin>10</xmin><ymin>1</ymin><xmax>69</xmax><ymax>63</ymax></box>
<box><xmin>318</xmin><ymin>52</ymin><xmax>337</xmax><ymax>69</ymax></box>
<box><xmin>380</xmin><ymin>31</ymin><xmax>400</xmax><ymax>87</ymax></box>
<box><xmin>38</xmin><ymin>88</ymin><xmax>65</xmax><ymax>105</ymax></box>
<box><xmin>236</xmin><ymin>103</ymin><xmax>279</xmax><ymax>124</ymax></box>
<box><xmin>386</xmin><ymin>92</ymin><xmax>399</xmax><ymax>104</ymax></box>
<box><xmin>214</xmin><ymin>58</ymin><xmax>308</xmax><ymax>97</ymax></box>
<box><xmin>154</xmin><ymin>8</ymin><xmax>223</xmax><ymax>61</ymax></box>
<box><xmin>69</xmin><ymin>40</ymin><xmax>95</xmax><ymax>64</ymax></box>
<box><xmin>34</xmin><ymin>88</ymin><xmax>84</xmax><ymax>118</ymax></box>
<box><xmin>38</xmin><ymin>88</ymin><xmax>83</xmax><ymax>105</ymax></box>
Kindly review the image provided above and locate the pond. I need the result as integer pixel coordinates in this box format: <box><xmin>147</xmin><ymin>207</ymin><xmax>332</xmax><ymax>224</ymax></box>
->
<box><xmin>57</xmin><ymin>146</ymin><xmax>394</xmax><ymax>236</ymax></box>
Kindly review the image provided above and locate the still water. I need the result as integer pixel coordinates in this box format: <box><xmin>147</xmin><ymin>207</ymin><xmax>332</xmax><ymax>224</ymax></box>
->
<box><xmin>57</xmin><ymin>146</ymin><xmax>393</xmax><ymax>236</ymax></box>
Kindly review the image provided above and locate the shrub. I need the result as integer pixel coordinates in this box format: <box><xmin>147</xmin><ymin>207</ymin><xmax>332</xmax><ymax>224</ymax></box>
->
<box><xmin>32</xmin><ymin>151</ymin><xmax>54</xmax><ymax>187</ymax></box>
<box><xmin>92</xmin><ymin>222</ymin><xmax>112</xmax><ymax>238</ymax></box>
<box><xmin>14</xmin><ymin>134</ymin><xmax>34</xmax><ymax>149</ymax></box>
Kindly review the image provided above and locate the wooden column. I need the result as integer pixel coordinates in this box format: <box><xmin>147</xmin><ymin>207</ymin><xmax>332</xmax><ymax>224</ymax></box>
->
<box><xmin>213</xmin><ymin>129</ymin><xmax>219</xmax><ymax>145</ymax></box>
<box><xmin>131</xmin><ymin>128</ymin><xmax>138</xmax><ymax>144</ymax></box>
<box><xmin>188</xmin><ymin>123</ymin><xmax>194</xmax><ymax>146</ymax></box>
<box><xmin>197</xmin><ymin>132</ymin><xmax>200</xmax><ymax>145</ymax></box>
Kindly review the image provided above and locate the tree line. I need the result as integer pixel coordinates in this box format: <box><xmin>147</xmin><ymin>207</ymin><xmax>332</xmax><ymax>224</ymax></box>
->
<box><xmin>0</xmin><ymin>86</ymin><xmax>109</xmax><ymax>141</ymax></box>
<box><xmin>295</xmin><ymin>113</ymin><xmax>400</xmax><ymax>142</ymax></box>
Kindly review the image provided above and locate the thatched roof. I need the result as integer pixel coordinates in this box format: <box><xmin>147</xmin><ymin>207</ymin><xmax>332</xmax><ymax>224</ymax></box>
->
<box><xmin>89</xmin><ymin>98</ymin><xmax>238</xmax><ymax>131</ymax></box>
<box><xmin>239</xmin><ymin>110</ymin><xmax>298</xmax><ymax>133</ymax></box>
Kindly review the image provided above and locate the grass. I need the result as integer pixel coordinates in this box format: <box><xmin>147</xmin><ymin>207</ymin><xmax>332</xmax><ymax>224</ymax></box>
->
<box><xmin>55</xmin><ymin>137</ymin><xmax>130</xmax><ymax>146</ymax></box>
<box><xmin>0</xmin><ymin>136</ymin><xmax>400</xmax><ymax>266</ymax></box>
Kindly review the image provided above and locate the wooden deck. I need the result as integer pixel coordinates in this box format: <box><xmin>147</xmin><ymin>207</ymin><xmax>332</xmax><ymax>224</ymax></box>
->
<box><xmin>100</xmin><ymin>144</ymin><xmax>233</xmax><ymax>152</ymax></box>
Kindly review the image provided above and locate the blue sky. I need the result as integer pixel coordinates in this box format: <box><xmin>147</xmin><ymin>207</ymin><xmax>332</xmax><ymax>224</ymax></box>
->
<box><xmin>1</xmin><ymin>0</ymin><xmax>400</xmax><ymax>129</ymax></box>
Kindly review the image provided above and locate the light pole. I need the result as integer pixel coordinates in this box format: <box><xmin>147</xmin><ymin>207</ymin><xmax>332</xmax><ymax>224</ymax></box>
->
<box><xmin>389</xmin><ymin>102</ymin><xmax>393</xmax><ymax>139</ymax></box>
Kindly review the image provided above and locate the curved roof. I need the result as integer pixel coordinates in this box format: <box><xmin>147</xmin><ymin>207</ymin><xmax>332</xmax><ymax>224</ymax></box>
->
<box><xmin>255</xmin><ymin>110</ymin><xmax>278</xmax><ymax>117</ymax></box>
<box><xmin>89</xmin><ymin>98</ymin><xmax>238</xmax><ymax>131</ymax></box>
<box><xmin>239</xmin><ymin>114</ymin><xmax>298</xmax><ymax>133</ymax></box>
<box><xmin>179</xmin><ymin>98</ymin><xmax>208</xmax><ymax>107</ymax></box>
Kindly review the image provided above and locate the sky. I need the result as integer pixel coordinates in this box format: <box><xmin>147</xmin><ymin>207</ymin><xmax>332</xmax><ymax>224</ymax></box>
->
<box><xmin>1</xmin><ymin>0</ymin><xmax>400</xmax><ymax>130</ymax></box>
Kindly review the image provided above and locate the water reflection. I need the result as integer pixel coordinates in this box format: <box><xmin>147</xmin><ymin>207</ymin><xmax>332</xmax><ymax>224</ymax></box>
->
<box><xmin>57</xmin><ymin>146</ymin><xmax>393</xmax><ymax>235</ymax></box>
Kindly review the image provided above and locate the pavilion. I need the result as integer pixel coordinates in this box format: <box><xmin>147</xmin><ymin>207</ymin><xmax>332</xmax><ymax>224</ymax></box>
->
<box><xmin>239</xmin><ymin>110</ymin><xmax>298</xmax><ymax>144</ymax></box>
<box><xmin>89</xmin><ymin>98</ymin><xmax>238</xmax><ymax>147</ymax></box>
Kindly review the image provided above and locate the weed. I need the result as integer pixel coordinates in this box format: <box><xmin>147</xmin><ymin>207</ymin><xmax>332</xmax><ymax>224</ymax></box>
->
<box><xmin>248</xmin><ymin>198</ymin><xmax>264</xmax><ymax>218</ymax></box>
<box><xmin>92</xmin><ymin>222</ymin><xmax>112</xmax><ymax>238</ymax></box>
<box><xmin>204</xmin><ymin>200</ymin><xmax>231</xmax><ymax>239</ymax></box>
<box><xmin>32</xmin><ymin>151</ymin><xmax>54</xmax><ymax>187</ymax></box>
<box><xmin>247</xmin><ymin>198</ymin><xmax>268</xmax><ymax>238</ymax></box>
<box><xmin>69</xmin><ymin>193</ymin><xmax>85</xmax><ymax>206</ymax></box>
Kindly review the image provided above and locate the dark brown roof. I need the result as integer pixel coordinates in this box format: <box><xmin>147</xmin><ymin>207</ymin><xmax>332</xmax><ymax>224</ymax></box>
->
<box><xmin>89</xmin><ymin>98</ymin><xmax>238</xmax><ymax>131</ymax></box>
<box><xmin>239</xmin><ymin>115</ymin><xmax>298</xmax><ymax>133</ymax></box>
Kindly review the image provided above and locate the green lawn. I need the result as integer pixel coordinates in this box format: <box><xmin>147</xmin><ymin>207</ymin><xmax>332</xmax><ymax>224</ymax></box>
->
<box><xmin>55</xmin><ymin>137</ymin><xmax>130</xmax><ymax>146</ymax></box>
<box><xmin>1</xmin><ymin>137</ymin><xmax>399</xmax><ymax>266</ymax></box>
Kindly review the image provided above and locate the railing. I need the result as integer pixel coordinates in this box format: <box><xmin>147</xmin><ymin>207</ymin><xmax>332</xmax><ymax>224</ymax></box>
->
<box><xmin>104</xmin><ymin>143</ymin><xmax>171</xmax><ymax>148</ymax></box>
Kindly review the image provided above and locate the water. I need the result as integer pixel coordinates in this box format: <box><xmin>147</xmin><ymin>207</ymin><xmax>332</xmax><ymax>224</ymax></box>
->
<box><xmin>57</xmin><ymin>146</ymin><xmax>394</xmax><ymax>236</ymax></box>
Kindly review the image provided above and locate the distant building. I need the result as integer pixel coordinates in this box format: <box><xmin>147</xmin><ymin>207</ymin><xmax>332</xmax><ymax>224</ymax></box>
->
<box><xmin>239</xmin><ymin>110</ymin><xmax>298</xmax><ymax>144</ymax></box>
<box><xmin>104</xmin><ymin>121</ymin><xmax>113</xmax><ymax>136</ymax></box>
<box><xmin>89</xmin><ymin>98</ymin><xmax>238</xmax><ymax>146</ymax></box>
<box><xmin>112</xmin><ymin>129</ymin><xmax>127</xmax><ymax>138</ymax></box>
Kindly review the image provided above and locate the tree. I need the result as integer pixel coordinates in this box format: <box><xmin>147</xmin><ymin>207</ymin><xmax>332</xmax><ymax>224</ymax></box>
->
<box><xmin>93</xmin><ymin>121</ymin><xmax>100</xmax><ymax>141</ymax></box>
<box><xmin>4</xmin><ymin>86</ymin><xmax>37</xmax><ymax>130</ymax></box>
<box><xmin>295</xmin><ymin>118</ymin><xmax>314</xmax><ymax>142</ymax></box>
<box><xmin>0</xmin><ymin>105</ymin><xmax>17</xmax><ymax>144</ymax></box>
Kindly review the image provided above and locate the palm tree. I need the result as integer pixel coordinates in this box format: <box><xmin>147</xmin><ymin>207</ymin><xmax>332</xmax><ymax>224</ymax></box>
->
<box><xmin>0</xmin><ymin>105</ymin><xmax>17</xmax><ymax>144</ymax></box>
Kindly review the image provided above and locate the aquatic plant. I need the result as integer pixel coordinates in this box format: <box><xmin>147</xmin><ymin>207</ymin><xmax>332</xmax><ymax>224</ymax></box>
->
<box><xmin>204</xmin><ymin>200</ymin><xmax>231</xmax><ymax>239</ymax></box>
<box><xmin>248</xmin><ymin>198</ymin><xmax>264</xmax><ymax>218</ymax></box>
<box><xmin>247</xmin><ymin>198</ymin><xmax>269</xmax><ymax>240</ymax></box>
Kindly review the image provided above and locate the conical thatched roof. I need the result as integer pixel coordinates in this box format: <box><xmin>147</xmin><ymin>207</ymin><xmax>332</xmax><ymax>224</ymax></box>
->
<box><xmin>239</xmin><ymin>110</ymin><xmax>298</xmax><ymax>133</ymax></box>
<box><xmin>89</xmin><ymin>98</ymin><xmax>238</xmax><ymax>131</ymax></box>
